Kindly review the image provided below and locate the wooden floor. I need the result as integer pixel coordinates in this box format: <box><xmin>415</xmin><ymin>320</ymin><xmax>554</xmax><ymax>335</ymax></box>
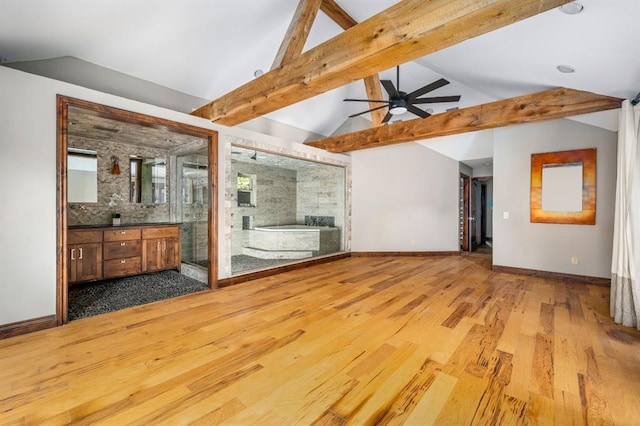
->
<box><xmin>1</xmin><ymin>256</ymin><xmax>640</xmax><ymax>425</ymax></box>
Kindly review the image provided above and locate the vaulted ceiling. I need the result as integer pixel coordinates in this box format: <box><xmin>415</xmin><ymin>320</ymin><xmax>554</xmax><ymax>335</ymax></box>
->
<box><xmin>2</xmin><ymin>0</ymin><xmax>638</xmax><ymax>146</ymax></box>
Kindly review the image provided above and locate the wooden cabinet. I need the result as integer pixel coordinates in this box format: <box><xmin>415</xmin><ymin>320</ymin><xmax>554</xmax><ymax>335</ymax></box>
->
<box><xmin>67</xmin><ymin>224</ymin><xmax>181</xmax><ymax>283</ymax></box>
<box><xmin>103</xmin><ymin>229</ymin><xmax>142</xmax><ymax>279</ymax></box>
<box><xmin>142</xmin><ymin>226</ymin><xmax>181</xmax><ymax>273</ymax></box>
<box><xmin>68</xmin><ymin>230</ymin><xmax>103</xmax><ymax>284</ymax></box>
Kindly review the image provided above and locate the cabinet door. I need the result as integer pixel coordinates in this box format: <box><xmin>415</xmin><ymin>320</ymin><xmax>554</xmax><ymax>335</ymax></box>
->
<box><xmin>76</xmin><ymin>243</ymin><xmax>103</xmax><ymax>282</ymax></box>
<box><xmin>69</xmin><ymin>243</ymin><xmax>102</xmax><ymax>283</ymax></box>
<box><xmin>163</xmin><ymin>238</ymin><xmax>180</xmax><ymax>270</ymax></box>
<box><xmin>68</xmin><ymin>245</ymin><xmax>78</xmax><ymax>283</ymax></box>
<box><xmin>143</xmin><ymin>238</ymin><xmax>163</xmax><ymax>272</ymax></box>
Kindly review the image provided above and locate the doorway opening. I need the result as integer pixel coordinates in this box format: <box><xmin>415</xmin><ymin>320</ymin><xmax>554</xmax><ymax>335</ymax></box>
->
<box><xmin>56</xmin><ymin>95</ymin><xmax>218</xmax><ymax>325</ymax></box>
<box><xmin>460</xmin><ymin>173</ymin><xmax>493</xmax><ymax>255</ymax></box>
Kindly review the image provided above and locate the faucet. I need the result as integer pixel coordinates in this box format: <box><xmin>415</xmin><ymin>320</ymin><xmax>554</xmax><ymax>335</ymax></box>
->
<box><xmin>193</xmin><ymin>202</ymin><xmax>203</xmax><ymax>220</ymax></box>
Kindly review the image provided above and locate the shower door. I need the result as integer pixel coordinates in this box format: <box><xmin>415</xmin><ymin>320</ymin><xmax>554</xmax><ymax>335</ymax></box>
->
<box><xmin>177</xmin><ymin>151</ymin><xmax>209</xmax><ymax>268</ymax></box>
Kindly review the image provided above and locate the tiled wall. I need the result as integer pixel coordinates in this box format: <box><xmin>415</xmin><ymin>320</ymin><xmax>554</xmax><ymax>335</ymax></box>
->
<box><xmin>230</xmin><ymin>162</ymin><xmax>297</xmax><ymax>255</ymax></box>
<box><xmin>296</xmin><ymin>166</ymin><xmax>346</xmax><ymax>249</ymax></box>
<box><xmin>68</xmin><ymin>136</ymin><xmax>171</xmax><ymax>226</ymax></box>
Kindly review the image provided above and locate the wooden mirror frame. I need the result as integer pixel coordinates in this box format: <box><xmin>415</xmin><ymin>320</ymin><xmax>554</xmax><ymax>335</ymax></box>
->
<box><xmin>530</xmin><ymin>148</ymin><xmax>596</xmax><ymax>225</ymax></box>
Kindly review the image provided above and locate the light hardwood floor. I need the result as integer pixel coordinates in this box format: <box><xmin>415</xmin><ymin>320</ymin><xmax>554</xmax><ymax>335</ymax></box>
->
<box><xmin>1</xmin><ymin>256</ymin><xmax>639</xmax><ymax>425</ymax></box>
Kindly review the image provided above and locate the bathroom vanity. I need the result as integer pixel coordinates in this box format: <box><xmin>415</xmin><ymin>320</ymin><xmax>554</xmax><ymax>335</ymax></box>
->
<box><xmin>68</xmin><ymin>223</ymin><xmax>180</xmax><ymax>284</ymax></box>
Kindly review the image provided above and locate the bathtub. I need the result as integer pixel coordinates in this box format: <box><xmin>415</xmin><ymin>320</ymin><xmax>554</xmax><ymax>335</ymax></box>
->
<box><xmin>253</xmin><ymin>225</ymin><xmax>324</xmax><ymax>231</ymax></box>
<box><xmin>245</xmin><ymin>224</ymin><xmax>341</xmax><ymax>259</ymax></box>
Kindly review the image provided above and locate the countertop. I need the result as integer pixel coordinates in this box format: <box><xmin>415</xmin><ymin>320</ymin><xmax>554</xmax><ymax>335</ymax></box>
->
<box><xmin>69</xmin><ymin>222</ymin><xmax>182</xmax><ymax>230</ymax></box>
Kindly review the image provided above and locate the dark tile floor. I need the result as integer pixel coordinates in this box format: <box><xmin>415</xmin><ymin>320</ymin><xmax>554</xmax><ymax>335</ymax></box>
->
<box><xmin>68</xmin><ymin>270</ymin><xmax>208</xmax><ymax>320</ymax></box>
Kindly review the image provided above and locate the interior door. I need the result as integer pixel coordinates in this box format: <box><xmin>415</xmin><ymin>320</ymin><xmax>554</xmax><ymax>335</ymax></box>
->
<box><xmin>469</xmin><ymin>179</ymin><xmax>480</xmax><ymax>251</ymax></box>
<box><xmin>459</xmin><ymin>174</ymin><xmax>469</xmax><ymax>251</ymax></box>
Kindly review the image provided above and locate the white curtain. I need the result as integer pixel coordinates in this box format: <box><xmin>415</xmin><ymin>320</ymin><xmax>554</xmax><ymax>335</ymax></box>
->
<box><xmin>611</xmin><ymin>100</ymin><xmax>640</xmax><ymax>329</ymax></box>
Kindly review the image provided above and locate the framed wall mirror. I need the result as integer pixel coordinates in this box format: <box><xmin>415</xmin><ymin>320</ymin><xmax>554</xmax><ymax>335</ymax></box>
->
<box><xmin>129</xmin><ymin>156</ymin><xmax>167</xmax><ymax>204</ymax></box>
<box><xmin>530</xmin><ymin>148</ymin><xmax>596</xmax><ymax>224</ymax></box>
<box><xmin>67</xmin><ymin>148</ymin><xmax>98</xmax><ymax>203</ymax></box>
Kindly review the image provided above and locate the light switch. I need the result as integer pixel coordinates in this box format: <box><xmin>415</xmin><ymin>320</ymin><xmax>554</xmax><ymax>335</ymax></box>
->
<box><xmin>503</xmin><ymin>211</ymin><xmax>510</xmax><ymax>219</ymax></box>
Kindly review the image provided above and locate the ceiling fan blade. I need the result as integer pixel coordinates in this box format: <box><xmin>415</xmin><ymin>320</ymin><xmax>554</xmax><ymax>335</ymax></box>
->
<box><xmin>407</xmin><ymin>104</ymin><xmax>430</xmax><ymax>119</ymax></box>
<box><xmin>343</xmin><ymin>98</ymin><xmax>389</xmax><ymax>103</ymax></box>
<box><xmin>381</xmin><ymin>80</ymin><xmax>400</xmax><ymax>99</ymax></box>
<box><xmin>348</xmin><ymin>104</ymin><xmax>389</xmax><ymax>118</ymax></box>
<box><xmin>381</xmin><ymin>111</ymin><xmax>393</xmax><ymax>123</ymax></box>
<box><xmin>407</xmin><ymin>78</ymin><xmax>450</xmax><ymax>100</ymax></box>
<box><xmin>412</xmin><ymin>95</ymin><xmax>461</xmax><ymax>104</ymax></box>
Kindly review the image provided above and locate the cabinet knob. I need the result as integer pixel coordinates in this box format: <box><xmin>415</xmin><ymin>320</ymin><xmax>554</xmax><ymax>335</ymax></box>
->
<box><xmin>120</xmin><ymin>242</ymin><xmax>126</xmax><ymax>246</ymax></box>
<box><xmin>120</xmin><ymin>231</ymin><xmax>126</xmax><ymax>235</ymax></box>
<box><xmin>120</xmin><ymin>260</ymin><xmax>126</xmax><ymax>264</ymax></box>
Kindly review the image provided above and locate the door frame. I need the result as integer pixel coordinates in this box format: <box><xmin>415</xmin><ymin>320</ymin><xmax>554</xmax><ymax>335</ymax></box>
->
<box><xmin>470</xmin><ymin>176</ymin><xmax>493</xmax><ymax>252</ymax></box>
<box><xmin>459</xmin><ymin>173</ymin><xmax>470</xmax><ymax>252</ymax></box>
<box><xmin>56</xmin><ymin>95</ymin><xmax>218</xmax><ymax>325</ymax></box>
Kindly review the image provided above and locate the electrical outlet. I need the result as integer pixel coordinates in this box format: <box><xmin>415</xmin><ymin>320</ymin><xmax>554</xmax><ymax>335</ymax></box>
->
<box><xmin>571</xmin><ymin>256</ymin><xmax>579</xmax><ymax>265</ymax></box>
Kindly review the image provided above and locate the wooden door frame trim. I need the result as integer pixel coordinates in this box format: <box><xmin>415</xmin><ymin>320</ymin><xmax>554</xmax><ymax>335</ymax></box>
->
<box><xmin>460</xmin><ymin>173</ymin><xmax>470</xmax><ymax>252</ymax></box>
<box><xmin>56</xmin><ymin>95</ymin><xmax>218</xmax><ymax>326</ymax></box>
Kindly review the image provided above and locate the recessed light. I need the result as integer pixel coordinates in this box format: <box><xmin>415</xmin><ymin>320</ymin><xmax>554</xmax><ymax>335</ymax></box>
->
<box><xmin>559</xmin><ymin>2</ymin><xmax>584</xmax><ymax>14</ymax></box>
<box><xmin>556</xmin><ymin>64</ymin><xmax>576</xmax><ymax>73</ymax></box>
<box><xmin>484</xmin><ymin>162</ymin><xmax>491</xmax><ymax>166</ymax></box>
<box><xmin>254</xmin><ymin>69</ymin><xmax>264</xmax><ymax>77</ymax></box>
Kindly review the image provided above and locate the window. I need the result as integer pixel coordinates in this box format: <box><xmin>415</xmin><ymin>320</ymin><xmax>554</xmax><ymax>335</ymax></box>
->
<box><xmin>237</xmin><ymin>173</ymin><xmax>256</xmax><ymax>207</ymax></box>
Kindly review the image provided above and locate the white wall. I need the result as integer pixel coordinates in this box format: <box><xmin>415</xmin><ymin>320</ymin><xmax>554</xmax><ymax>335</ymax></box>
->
<box><xmin>493</xmin><ymin>118</ymin><xmax>617</xmax><ymax>278</ymax></box>
<box><xmin>351</xmin><ymin>143</ymin><xmax>459</xmax><ymax>252</ymax></box>
<box><xmin>0</xmin><ymin>66</ymin><xmax>348</xmax><ymax>326</ymax></box>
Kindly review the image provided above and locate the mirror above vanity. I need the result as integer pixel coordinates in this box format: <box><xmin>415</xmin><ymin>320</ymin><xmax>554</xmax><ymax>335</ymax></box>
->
<box><xmin>129</xmin><ymin>156</ymin><xmax>167</xmax><ymax>204</ymax></box>
<box><xmin>67</xmin><ymin>148</ymin><xmax>98</xmax><ymax>203</ymax></box>
<box><xmin>66</xmin><ymin>105</ymin><xmax>207</xmax><ymax>227</ymax></box>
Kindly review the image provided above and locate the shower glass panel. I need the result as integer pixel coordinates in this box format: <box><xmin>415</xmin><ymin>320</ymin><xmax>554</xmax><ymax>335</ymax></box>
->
<box><xmin>177</xmin><ymin>150</ymin><xmax>209</xmax><ymax>268</ymax></box>
<box><xmin>230</xmin><ymin>146</ymin><xmax>346</xmax><ymax>275</ymax></box>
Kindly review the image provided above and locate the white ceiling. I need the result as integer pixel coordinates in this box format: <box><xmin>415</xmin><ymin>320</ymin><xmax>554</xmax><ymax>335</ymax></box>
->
<box><xmin>1</xmin><ymin>0</ymin><xmax>638</xmax><ymax>141</ymax></box>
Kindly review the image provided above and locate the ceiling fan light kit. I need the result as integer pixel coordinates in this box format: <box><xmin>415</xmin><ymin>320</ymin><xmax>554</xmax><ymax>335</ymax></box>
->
<box><xmin>559</xmin><ymin>2</ymin><xmax>584</xmax><ymax>14</ymax></box>
<box><xmin>389</xmin><ymin>99</ymin><xmax>407</xmax><ymax>115</ymax></box>
<box><xmin>344</xmin><ymin>66</ymin><xmax>461</xmax><ymax>123</ymax></box>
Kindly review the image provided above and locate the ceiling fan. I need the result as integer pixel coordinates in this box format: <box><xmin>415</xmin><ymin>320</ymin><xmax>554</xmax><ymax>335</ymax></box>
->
<box><xmin>344</xmin><ymin>66</ymin><xmax>461</xmax><ymax>123</ymax></box>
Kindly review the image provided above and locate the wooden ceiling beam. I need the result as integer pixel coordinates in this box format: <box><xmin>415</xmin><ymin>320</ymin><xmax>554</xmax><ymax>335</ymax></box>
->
<box><xmin>320</xmin><ymin>0</ymin><xmax>385</xmax><ymax>126</ymax></box>
<box><xmin>271</xmin><ymin>0</ymin><xmax>323</xmax><ymax>69</ymax></box>
<box><xmin>320</xmin><ymin>0</ymin><xmax>357</xmax><ymax>30</ymax></box>
<box><xmin>362</xmin><ymin>75</ymin><xmax>386</xmax><ymax>127</ymax></box>
<box><xmin>192</xmin><ymin>0</ymin><xmax>573</xmax><ymax>126</ymax></box>
<box><xmin>305</xmin><ymin>88</ymin><xmax>622</xmax><ymax>153</ymax></box>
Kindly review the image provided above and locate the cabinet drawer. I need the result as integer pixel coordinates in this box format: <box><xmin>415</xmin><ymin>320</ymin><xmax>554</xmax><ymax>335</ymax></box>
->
<box><xmin>103</xmin><ymin>240</ymin><xmax>142</xmax><ymax>260</ymax></box>
<box><xmin>142</xmin><ymin>226</ymin><xmax>179</xmax><ymax>239</ymax></box>
<box><xmin>68</xmin><ymin>230</ymin><xmax>102</xmax><ymax>244</ymax></box>
<box><xmin>103</xmin><ymin>257</ymin><xmax>142</xmax><ymax>278</ymax></box>
<box><xmin>104</xmin><ymin>228</ymin><xmax>141</xmax><ymax>242</ymax></box>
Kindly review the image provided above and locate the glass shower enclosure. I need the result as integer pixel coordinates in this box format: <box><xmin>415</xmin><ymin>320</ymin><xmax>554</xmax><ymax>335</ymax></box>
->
<box><xmin>177</xmin><ymin>150</ymin><xmax>209</xmax><ymax>269</ymax></box>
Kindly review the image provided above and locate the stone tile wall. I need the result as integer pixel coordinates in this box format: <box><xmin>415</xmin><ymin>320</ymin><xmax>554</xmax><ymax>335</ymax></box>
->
<box><xmin>230</xmin><ymin>162</ymin><xmax>297</xmax><ymax>256</ymax></box>
<box><xmin>68</xmin><ymin>136</ymin><xmax>171</xmax><ymax>226</ymax></box>
<box><xmin>296</xmin><ymin>166</ymin><xmax>346</xmax><ymax>250</ymax></box>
